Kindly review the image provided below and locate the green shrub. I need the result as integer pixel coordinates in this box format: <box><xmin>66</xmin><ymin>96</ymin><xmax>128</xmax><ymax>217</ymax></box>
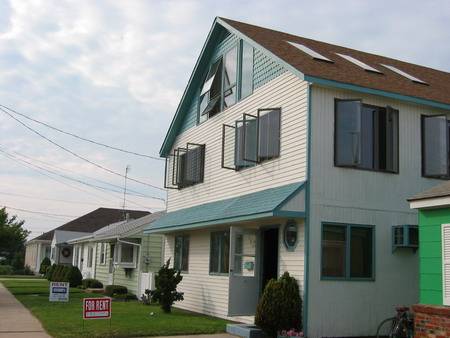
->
<box><xmin>45</xmin><ymin>264</ymin><xmax>56</xmax><ymax>280</ymax></box>
<box><xmin>39</xmin><ymin>257</ymin><xmax>51</xmax><ymax>274</ymax></box>
<box><xmin>112</xmin><ymin>293</ymin><xmax>137</xmax><ymax>301</ymax></box>
<box><xmin>0</xmin><ymin>265</ymin><xmax>13</xmax><ymax>275</ymax></box>
<box><xmin>255</xmin><ymin>272</ymin><xmax>302</xmax><ymax>337</ymax></box>
<box><xmin>61</xmin><ymin>266</ymin><xmax>71</xmax><ymax>282</ymax></box>
<box><xmin>105</xmin><ymin>285</ymin><xmax>128</xmax><ymax>297</ymax></box>
<box><xmin>82</xmin><ymin>278</ymin><xmax>103</xmax><ymax>289</ymax></box>
<box><xmin>65</xmin><ymin>266</ymin><xmax>82</xmax><ymax>287</ymax></box>
<box><xmin>149</xmin><ymin>259</ymin><xmax>184</xmax><ymax>313</ymax></box>
<box><xmin>14</xmin><ymin>265</ymin><xmax>34</xmax><ymax>275</ymax></box>
<box><xmin>51</xmin><ymin>265</ymin><xmax>63</xmax><ymax>281</ymax></box>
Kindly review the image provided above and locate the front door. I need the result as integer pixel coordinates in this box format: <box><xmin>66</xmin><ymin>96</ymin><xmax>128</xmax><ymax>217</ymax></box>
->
<box><xmin>228</xmin><ymin>226</ymin><xmax>260</xmax><ymax>316</ymax></box>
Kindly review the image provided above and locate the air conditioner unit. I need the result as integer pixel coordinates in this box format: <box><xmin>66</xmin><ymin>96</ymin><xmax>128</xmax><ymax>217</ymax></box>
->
<box><xmin>392</xmin><ymin>225</ymin><xmax>418</xmax><ymax>252</ymax></box>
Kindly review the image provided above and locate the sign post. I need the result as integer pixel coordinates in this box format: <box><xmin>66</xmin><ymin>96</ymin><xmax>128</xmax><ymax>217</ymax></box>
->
<box><xmin>49</xmin><ymin>282</ymin><xmax>69</xmax><ymax>302</ymax></box>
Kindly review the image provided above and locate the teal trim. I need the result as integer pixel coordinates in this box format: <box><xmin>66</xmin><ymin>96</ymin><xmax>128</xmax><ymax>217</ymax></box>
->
<box><xmin>320</xmin><ymin>222</ymin><xmax>376</xmax><ymax>282</ymax></box>
<box><xmin>144</xmin><ymin>182</ymin><xmax>305</xmax><ymax>234</ymax></box>
<box><xmin>305</xmin><ymin>75</ymin><xmax>450</xmax><ymax>111</ymax></box>
<box><xmin>303</xmin><ymin>84</ymin><xmax>312</xmax><ymax>335</ymax></box>
<box><xmin>273</xmin><ymin>211</ymin><xmax>306</xmax><ymax>218</ymax></box>
<box><xmin>217</xmin><ymin>18</ymin><xmax>305</xmax><ymax>83</ymax></box>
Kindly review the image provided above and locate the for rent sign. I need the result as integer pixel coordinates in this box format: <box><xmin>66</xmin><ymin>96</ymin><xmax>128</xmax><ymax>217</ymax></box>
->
<box><xmin>83</xmin><ymin>298</ymin><xmax>112</xmax><ymax>320</ymax></box>
<box><xmin>49</xmin><ymin>282</ymin><xmax>69</xmax><ymax>302</ymax></box>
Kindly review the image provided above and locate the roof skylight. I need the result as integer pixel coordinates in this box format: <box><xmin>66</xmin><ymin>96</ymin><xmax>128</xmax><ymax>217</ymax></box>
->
<box><xmin>336</xmin><ymin>53</ymin><xmax>382</xmax><ymax>73</ymax></box>
<box><xmin>381</xmin><ymin>64</ymin><xmax>428</xmax><ymax>85</ymax></box>
<box><xmin>287</xmin><ymin>41</ymin><xmax>332</xmax><ymax>62</ymax></box>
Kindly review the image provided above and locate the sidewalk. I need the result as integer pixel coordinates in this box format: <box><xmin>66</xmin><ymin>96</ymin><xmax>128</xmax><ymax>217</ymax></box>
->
<box><xmin>0</xmin><ymin>282</ymin><xmax>50</xmax><ymax>337</ymax></box>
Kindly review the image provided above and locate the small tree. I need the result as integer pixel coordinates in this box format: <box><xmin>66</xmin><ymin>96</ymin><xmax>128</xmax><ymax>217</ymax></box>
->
<box><xmin>45</xmin><ymin>264</ymin><xmax>56</xmax><ymax>280</ymax></box>
<box><xmin>64</xmin><ymin>266</ymin><xmax>82</xmax><ymax>287</ymax></box>
<box><xmin>255</xmin><ymin>272</ymin><xmax>302</xmax><ymax>337</ymax></box>
<box><xmin>39</xmin><ymin>257</ymin><xmax>51</xmax><ymax>274</ymax></box>
<box><xmin>150</xmin><ymin>259</ymin><xmax>184</xmax><ymax>313</ymax></box>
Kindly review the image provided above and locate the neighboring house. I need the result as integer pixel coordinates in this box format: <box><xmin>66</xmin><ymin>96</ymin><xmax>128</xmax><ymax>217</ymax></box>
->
<box><xmin>408</xmin><ymin>182</ymin><xmax>450</xmax><ymax>335</ymax></box>
<box><xmin>24</xmin><ymin>233</ymin><xmax>51</xmax><ymax>274</ymax></box>
<box><xmin>67</xmin><ymin>212</ymin><xmax>165</xmax><ymax>296</ymax></box>
<box><xmin>143</xmin><ymin>17</ymin><xmax>450</xmax><ymax>338</ymax></box>
<box><xmin>25</xmin><ymin>208</ymin><xmax>149</xmax><ymax>273</ymax></box>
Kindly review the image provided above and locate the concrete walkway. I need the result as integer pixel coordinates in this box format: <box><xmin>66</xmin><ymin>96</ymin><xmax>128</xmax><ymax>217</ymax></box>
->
<box><xmin>0</xmin><ymin>282</ymin><xmax>50</xmax><ymax>337</ymax></box>
<box><xmin>151</xmin><ymin>335</ymin><xmax>237</xmax><ymax>338</ymax></box>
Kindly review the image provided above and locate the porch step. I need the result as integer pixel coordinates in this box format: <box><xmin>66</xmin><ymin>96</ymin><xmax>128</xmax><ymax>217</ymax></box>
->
<box><xmin>226</xmin><ymin>324</ymin><xmax>267</xmax><ymax>338</ymax></box>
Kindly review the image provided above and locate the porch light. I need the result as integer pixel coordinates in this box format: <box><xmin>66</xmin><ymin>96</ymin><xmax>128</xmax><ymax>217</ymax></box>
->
<box><xmin>284</xmin><ymin>220</ymin><xmax>298</xmax><ymax>251</ymax></box>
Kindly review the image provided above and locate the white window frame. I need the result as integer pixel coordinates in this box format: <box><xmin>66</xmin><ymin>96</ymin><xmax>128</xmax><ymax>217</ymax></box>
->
<box><xmin>442</xmin><ymin>224</ymin><xmax>450</xmax><ymax>306</ymax></box>
<box><xmin>99</xmin><ymin>243</ymin><xmax>106</xmax><ymax>265</ymax></box>
<box><xmin>113</xmin><ymin>242</ymin><xmax>138</xmax><ymax>269</ymax></box>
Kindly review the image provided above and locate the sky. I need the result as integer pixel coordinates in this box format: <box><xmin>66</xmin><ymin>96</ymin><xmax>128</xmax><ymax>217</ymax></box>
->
<box><xmin>0</xmin><ymin>0</ymin><xmax>449</xmax><ymax>240</ymax></box>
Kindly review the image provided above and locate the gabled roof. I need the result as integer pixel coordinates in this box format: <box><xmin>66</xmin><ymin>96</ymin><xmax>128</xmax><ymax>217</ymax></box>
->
<box><xmin>160</xmin><ymin>17</ymin><xmax>450</xmax><ymax>157</ymax></box>
<box><xmin>144</xmin><ymin>182</ymin><xmax>305</xmax><ymax>234</ymax></box>
<box><xmin>28</xmin><ymin>208</ymin><xmax>150</xmax><ymax>242</ymax></box>
<box><xmin>220</xmin><ymin>18</ymin><xmax>450</xmax><ymax>106</ymax></box>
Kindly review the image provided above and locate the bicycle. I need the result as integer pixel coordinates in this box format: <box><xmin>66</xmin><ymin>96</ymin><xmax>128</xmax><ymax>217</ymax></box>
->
<box><xmin>376</xmin><ymin>306</ymin><xmax>414</xmax><ymax>338</ymax></box>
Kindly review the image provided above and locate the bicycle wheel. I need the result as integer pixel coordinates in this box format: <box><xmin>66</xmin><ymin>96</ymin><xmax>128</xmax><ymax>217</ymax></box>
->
<box><xmin>376</xmin><ymin>317</ymin><xmax>396</xmax><ymax>338</ymax></box>
<box><xmin>391</xmin><ymin>317</ymin><xmax>409</xmax><ymax>338</ymax></box>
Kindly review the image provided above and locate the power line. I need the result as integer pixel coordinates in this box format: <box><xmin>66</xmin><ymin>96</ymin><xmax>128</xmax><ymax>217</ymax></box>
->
<box><xmin>8</xmin><ymin>148</ymin><xmax>161</xmax><ymax>200</ymax></box>
<box><xmin>0</xmin><ymin>147</ymin><xmax>165</xmax><ymax>202</ymax></box>
<box><xmin>0</xmin><ymin>103</ymin><xmax>164</xmax><ymax>161</ymax></box>
<box><xmin>1</xmin><ymin>107</ymin><xmax>166</xmax><ymax>191</ymax></box>
<box><xmin>2</xmin><ymin>205</ymin><xmax>77</xmax><ymax>218</ymax></box>
<box><xmin>0</xmin><ymin>150</ymin><xmax>162</xmax><ymax>211</ymax></box>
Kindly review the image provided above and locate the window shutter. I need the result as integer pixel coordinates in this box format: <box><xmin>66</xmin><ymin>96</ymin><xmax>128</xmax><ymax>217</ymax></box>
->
<box><xmin>442</xmin><ymin>224</ymin><xmax>450</xmax><ymax>306</ymax></box>
<box><xmin>243</xmin><ymin>114</ymin><xmax>258</xmax><ymax>163</ymax></box>
<box><xmin>335</xmin><ymin>100</ymin><xmax>362</xmax><ymax>166</ymax></box>
<box><xmin>258</xmin><ymin>110</ymin><xmax>281</xmax><ymax>160</ymax></box>
<box><xmin>385</xmin><ymin>107</ymin><xmax>399</xmax><ymax>172</ymax></box>
<box><xmin>422</xmin><ymin>115</ymin><xmax>449</xmax><ymax>177</ymax></box>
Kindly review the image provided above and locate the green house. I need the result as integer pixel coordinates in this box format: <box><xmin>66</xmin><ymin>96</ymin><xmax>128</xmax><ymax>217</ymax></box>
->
<box><xmin>409</xmin><ymin>181</ymin><xmax>450</xmax><ymax>306</ymax></box>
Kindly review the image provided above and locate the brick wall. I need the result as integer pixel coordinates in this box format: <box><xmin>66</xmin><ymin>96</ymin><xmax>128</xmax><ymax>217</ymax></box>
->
<box><xmin>412</xmin><ymin>304</ymin><xmax>450</xmax><ymax>338</ymax></box>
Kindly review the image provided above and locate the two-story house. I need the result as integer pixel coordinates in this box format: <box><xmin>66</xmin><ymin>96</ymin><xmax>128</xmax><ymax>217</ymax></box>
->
<box><xmin>144</xmin><ymin>17</ymin><xmax>450</xmax><ymax>337</ymax></box>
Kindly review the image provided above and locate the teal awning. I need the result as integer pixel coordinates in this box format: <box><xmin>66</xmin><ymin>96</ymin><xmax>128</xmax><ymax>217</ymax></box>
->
<box><xmin>144</xmin><ymin>182</ymin><xmax>305</xmax><ymax>234</ymax></box>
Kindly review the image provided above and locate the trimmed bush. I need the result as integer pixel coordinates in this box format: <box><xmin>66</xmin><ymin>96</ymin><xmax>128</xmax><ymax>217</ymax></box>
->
<box><xmin>45</xmin><ymin>264</ymin><xmax>56</xmax><ymax>280</ymax></box>
<box><xmin>149</xmin><ymin>259</ymin><xmax>184</xmax><ymax>313</ymax></box>
<box><xmin>0</xmin><ymin>265</ymin><xmax>13</xmax><ymax>275</ymax></box>
<box><xmin>105</xmin><ymin>285</ymin><xmax>128</xmax><ymax>297</ymax></box>
<box><xmin>65</xmin><ymin>266</ymin><xmax>82</xmax><ymax>287</ymax></box>
<box><xmin>51</xmin><ymin>265</ymin><xmax>64</xmax><ymax>281</ymax></box>
<box><xmin>39</xmin><ymin>257</ymin><xmax>51</xmax><ymax>274</ymax></box>
<box><xmin>82</xmin><ymin>278</ymin><xmax>103</xmax><ymax>289</ymax></box>
<box><xmin>255</xmin><ymin>272</ymin><xmax>302</xmax><ymax>338</ymax></box>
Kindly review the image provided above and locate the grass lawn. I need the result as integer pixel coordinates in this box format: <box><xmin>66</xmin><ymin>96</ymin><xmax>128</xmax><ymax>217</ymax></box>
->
<box><xmin>1</xmin><ymin>278</ymin><xmax>229</xmax><ymax>338</ymax></box>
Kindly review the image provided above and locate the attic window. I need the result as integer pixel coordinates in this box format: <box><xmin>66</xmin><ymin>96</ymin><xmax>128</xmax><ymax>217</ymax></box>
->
<box><xmin>287</xmin><ymin>41</ymin><xmax>333</xmax><ymax>62</ymax></box>
<box><xmin>336</xmin><ymin>53</ymin><xmax>382</xmax><ymax>74</ymax></box>
<box><xmin>381</xmin><ymin>64</ymin><xmax>428</xmax><ymax>85</ymax></box>
<box><xmin>199</xmin><ymin>59</ymin><xmax>223</xmax><ymax>122</ymax></box>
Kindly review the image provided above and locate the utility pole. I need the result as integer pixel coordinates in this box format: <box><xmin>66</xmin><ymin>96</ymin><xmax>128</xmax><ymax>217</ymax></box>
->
<box><xmin>122</xmin><ymin>165</ymin><xmax>130</xmax><ymax>219</ymax></box>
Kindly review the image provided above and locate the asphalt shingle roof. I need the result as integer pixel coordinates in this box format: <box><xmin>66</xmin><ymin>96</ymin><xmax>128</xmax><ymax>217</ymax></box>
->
<box><xmin>221</xmin><ymin>18</ymin><xmax>450</xmax><ymax>106</ymax></box>
<box><xmin>30</xmin><ymin>208</ymin><xmax>150</xmax><ymax>241</ymax></box>
<box><xmin>408</xmin><ymin>181</ymin><xmax>450</xmax><ymax>201</ymax></box>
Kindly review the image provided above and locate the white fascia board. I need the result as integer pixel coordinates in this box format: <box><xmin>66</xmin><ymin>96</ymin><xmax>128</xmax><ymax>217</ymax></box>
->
<box><xmin>409</xmin><ymin>196</ymin><xmax>450</xmax><ymax>209</ymax></box>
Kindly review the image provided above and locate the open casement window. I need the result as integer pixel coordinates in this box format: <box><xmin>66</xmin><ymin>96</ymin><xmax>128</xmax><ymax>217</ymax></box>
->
<box><xmin>422</xmin><ymin>115</ymin><xmax>449</xmax><ymax>178</ymax></box>
<box><xmin>335</xmin><ymin>99</ymin><xmax>399</xmax><ymax>173</ymax></box>
<box><xmin>442</xmin><ymin>224</ymin><xmax>450</xmax><ymax>306</ymax></box>
<box><xmin>223</xmin><ymin>46</ymin><xmax>238</xmax><ymax>109</ymax></box>
<box><xmin>164</xmin><ymin>143</ymin><xmax>205</xmax><ymax>189</ymax></box>
<box><xmin>221</xmin><ymin>109</ymin><xmax>281</xmax><ymax>170</ymax></box>
<box><xmin>199</xmin><ymin>59</ymin><xmax>223</xmax><ymax>123</ymax></box>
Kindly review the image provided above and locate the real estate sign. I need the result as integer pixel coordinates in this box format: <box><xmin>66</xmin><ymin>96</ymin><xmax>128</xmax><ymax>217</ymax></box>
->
<box><xmin>83</xmin><ymin>298</ymin><xmax>112</xmax><ymax>320</ymax></box>
<box><xmin>49</xmin><ymin>282</ymin><xmax>69</xmax><ymax>302</ymax></box>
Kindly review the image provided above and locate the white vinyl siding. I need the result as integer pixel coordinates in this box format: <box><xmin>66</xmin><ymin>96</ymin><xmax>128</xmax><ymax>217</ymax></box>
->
<box><xmin>167</xmin><ymin>72</ymin><xmax>308</xmax><ymax>212</ymax></box>
<box><xmin>442</xmin><ymin>224</ymin><xmax>450</xmax><ymax>306</ymax></box>
<box><xmin>163</xmin><ymin>218</ymin><xmax>305</xmax><ymax>324</ymax></box>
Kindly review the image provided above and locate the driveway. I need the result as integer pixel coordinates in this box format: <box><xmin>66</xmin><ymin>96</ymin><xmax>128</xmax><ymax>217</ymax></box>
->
<box><xmin>0</xmin><ymin>282</ymin><xmax>50</xmax><ymax>337</ymax></box>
